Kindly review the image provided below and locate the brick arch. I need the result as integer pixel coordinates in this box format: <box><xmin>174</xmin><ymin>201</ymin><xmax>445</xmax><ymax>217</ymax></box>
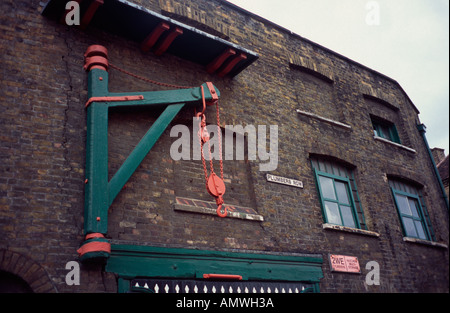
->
<box><xmin>0</xmin><ymin>249</ymin><xmax>56</xmax><ymax>293</ymax></box>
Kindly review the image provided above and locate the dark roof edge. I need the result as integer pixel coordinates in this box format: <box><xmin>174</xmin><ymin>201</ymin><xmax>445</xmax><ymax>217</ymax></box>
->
<box><xmin>220</xmin><ymin>0</ymin><xmax>420</xmax><ymax>114</ymax></box>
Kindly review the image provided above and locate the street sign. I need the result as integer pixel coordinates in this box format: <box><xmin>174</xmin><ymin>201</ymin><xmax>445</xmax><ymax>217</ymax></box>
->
<box><xmin>329</xmin><ymin>254</ymin><xmax>361</xmax><ymax>273</ymax></box>
<box><xmin>266</xmin><ymin>174</ymin><xmax>303</xmax><ymax>188</ymax></box>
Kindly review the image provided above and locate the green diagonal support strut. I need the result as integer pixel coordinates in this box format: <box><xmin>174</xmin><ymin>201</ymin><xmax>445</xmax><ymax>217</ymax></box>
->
<box><xmin>80</xmin><ymin>62</ymin><xmax>220</xmax><ymax>260</ymax></box>
<box><xmin>108</xmin><ymin>103</ymin><xmax>184</xmax><ymax>206</ymax></box>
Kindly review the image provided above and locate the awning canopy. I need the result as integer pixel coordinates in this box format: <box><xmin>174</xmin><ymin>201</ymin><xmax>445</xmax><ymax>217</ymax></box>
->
<box><xmin>42</xmin><ymin>0</ymin><xmax>258</xmax><ymax>77</ymax></box>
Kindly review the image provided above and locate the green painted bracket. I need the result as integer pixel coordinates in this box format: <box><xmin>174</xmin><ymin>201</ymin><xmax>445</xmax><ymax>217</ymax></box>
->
<box><xmin>83</xmin><ymin>68</ymin><xmax>220</xmax><ymax>236</ymax></box>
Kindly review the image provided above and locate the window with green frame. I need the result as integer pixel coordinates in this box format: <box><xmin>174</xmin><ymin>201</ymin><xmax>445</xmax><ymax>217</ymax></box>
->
<box><xmin>311</xmin><ymin>156</ymin><xmax>366</xmax><ymax>230</ymax></box>
<box><xmin>371</xmin><ymin>116</ymin><xmax>401</xmax><ymax>144</ymax></box>
<box><xmin>389</xmin><ymin>179</ymin><xmax>435</xmax><ymax>241</ymax></box>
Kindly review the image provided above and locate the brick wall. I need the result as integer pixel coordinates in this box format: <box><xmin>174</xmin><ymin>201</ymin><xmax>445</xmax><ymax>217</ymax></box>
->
<box><xmin>0</xmin><ymin>0</ymin><xmax>448</xmax><ymax>292</ymax></box>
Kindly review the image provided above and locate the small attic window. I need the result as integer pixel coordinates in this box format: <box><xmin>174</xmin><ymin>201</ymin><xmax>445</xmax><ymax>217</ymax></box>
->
<box><xmin>371</xmin><ymin>115</ymin><xmax>401</xmax><ymax>144</ymax></box>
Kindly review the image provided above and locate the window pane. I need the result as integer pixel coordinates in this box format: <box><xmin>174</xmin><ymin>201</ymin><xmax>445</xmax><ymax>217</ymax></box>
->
<box><xmin>389</xmin><ymin>126</ymin><xmax>401</xmax><ymax>144</ymax></box>
<box><xmin>324</xmin><ymin>201</ymin><xmax>341</xmax><ymax>225</ymax></box>
<box><xmin>319</xmin><ymin>176</ymin><xmax>336</xmax><ymax>200</ymax></box>
<box><xmin>340</xmin><ymin>205</ymin><xmax>355</xmax><ymax>228</ymax></box>
<box><xmin>414</xmin><ymin>221</ymin><xmax>427</xmax><ymax>240</ymax></box>
<box><xmin>335</xmin><ymin>181</ymin><xmax>350</xmax><ymax>205</ymax></box>
<box><xmin>396</xmin><ymin>194</ymin><xmax>412</xmax><ymax>215</ymax></box>
<box><xmin>380</xmin><ymin>125</ymin><xmax>391</xmax><ymax>140</ymax></box>
<box><xmin>403</xmin><ymin>217</ymin><xmax>417</xmax><ymax>238</ymax></box>
<box><xmin>408</xmin><ymin>198</ymin><xmax>420</xmax><ymax>218</ymax></box>
<box><xmin>376</xmin><ymin>124</ymin><xmax>385</xmax><ymax>138</ymax></box>
<box><xmin>373</xmin><ymin>125</ymin><xmax>379</xmax><ymax>136</ymax></box>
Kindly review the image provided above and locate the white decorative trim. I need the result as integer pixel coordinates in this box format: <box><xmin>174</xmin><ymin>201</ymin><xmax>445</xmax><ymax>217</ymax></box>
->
<box><xmin>403</xmin><ymin>237</ymin><xmax>448</xmax><ymax>249</ymax></box>
<box><xmin>373</xmin><ymin>136</ymin><xmax>416</xmax><ymax>153</ymax></box>
<box><xmin>296</xmin><ymin>110</ymin><xmax>352</xmax><ymax>130</ymax></box>
<box><xmin>323</xmin><ymin>223</ymin><xmax>380</xmax><ymax>237</ymax></box>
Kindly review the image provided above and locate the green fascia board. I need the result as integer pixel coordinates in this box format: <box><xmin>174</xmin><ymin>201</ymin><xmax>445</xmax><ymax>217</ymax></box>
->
<box><xmin>106</xmin><ymin>245</ymin><xmax>324</xmax><ymax>283</ymax></box>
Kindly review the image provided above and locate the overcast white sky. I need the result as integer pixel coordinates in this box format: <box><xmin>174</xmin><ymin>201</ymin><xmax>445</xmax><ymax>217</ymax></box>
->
<box><xmin>226</xmin><ymin>0</ymin><xmax>449</xmax><ymax>154</ymax></box>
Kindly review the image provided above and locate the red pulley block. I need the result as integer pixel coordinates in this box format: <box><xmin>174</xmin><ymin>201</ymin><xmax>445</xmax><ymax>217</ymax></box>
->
<box><xmin>207</xmin><ymin>173</ymin><xmax>225</xmax><ymax>197</ymax></box>
<box><xmin>207</xmin><ymin>173</ymin><xmax>227</xmax><ymax>218</ymax></box>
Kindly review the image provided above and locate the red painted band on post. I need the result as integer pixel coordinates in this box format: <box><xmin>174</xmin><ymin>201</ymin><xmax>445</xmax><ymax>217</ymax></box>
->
<box><xmin>85</xmin><ymin>232</ymin><xmax>105</xmax><ymax>240</ymax></box>
<box><xmin>77</xmin><ymin>241</ymin><xmax>111</xmax><ymax>257</ymax></box>
<box><xmin>84</xmin><ymin>55</ymin><xmax>109</xmax><ymax>71</ymax></box>
<box><xmin>84</xmin><ymin>45</ymin><xmax>108</xmax><ymax>58</ymax></box>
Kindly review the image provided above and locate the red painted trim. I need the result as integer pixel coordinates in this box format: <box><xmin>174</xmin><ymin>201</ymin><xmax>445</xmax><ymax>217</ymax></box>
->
<box><xmin>206</xmin><ymin>48</ymin><xmax>236</xmax><ymax>74</ymax></box>
<box><xmin>205</xmin><ymin>82</ymin><xmax>219</xmax><ymax>105</ymax></box>
<box><xmin>85</xmin><ymin>95</ymin><xmax>144</xmax><ymax>108</ymax></box>
<box><xmin>141</xmin><ymin>22</ymin><xmax>170</xmax><ymax>52</ymax></box>
<box><xmin>77</xmin><ymin>241</ymin><xmax>111</xmax><ymax>256</ymax></box>
<box><xmin>203</xmin><ymin>274</ymin><xmax>243</xmax><ymax>280</ymax></box>
<box><xmin>84</xmin><ymin>45</ymin><xmax>108</xmax><ymax>59</ymax></box>
<box><xmin>80</xmin><ymin>0</ymin><xmax>104</xmax><ymax>30</ymax></box>
<box><xmin>217</xmin><ymin>53</ymin><xmax>247</xmax><ymax>77</ymax></box>
<box><xmin>85</xmin><ymin>232</ymin><xmax>105</xmax><ymax>240</ymax></box>
<box><xmin>154</xmin><ymin>27</ymin><xmax>183</xmax><ymax>56</ymax></box>
<box><xmin>83</xmin><ymin>55</ymin><xmax>108</xmax><ymax>71</ymax></box>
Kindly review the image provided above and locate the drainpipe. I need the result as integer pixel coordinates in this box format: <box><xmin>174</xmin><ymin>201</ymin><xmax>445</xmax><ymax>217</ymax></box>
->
<box><xmin>417</xmin><ymin>123</ymin><xmax>449</xmax><ymax>210</ymax></box>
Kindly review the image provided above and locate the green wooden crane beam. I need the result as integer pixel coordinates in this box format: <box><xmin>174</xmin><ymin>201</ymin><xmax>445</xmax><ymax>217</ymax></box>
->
<box><xmin>79</xmin><ymin>65</ymin><xmax>220</xmax><ymax>261</ymax></box>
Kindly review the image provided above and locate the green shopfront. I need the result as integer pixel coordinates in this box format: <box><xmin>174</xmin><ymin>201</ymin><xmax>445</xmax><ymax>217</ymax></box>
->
<box><xmin>106</xmin><ymin>244</ymin><xmax>323</xmax><ymax>293</ymax></box>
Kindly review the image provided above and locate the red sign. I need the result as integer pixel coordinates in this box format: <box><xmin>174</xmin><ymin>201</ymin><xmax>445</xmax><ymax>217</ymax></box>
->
<box><xmin>329</xmin><ymin>254</ymin><xmax>360</xmax><ymax>273</ymax></box>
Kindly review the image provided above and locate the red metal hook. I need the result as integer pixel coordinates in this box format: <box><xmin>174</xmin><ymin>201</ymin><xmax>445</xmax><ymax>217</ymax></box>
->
<box><xmin>216</xmin><ymin>203</ymin><xmax>227</xmax><ymax>218</ymax></box>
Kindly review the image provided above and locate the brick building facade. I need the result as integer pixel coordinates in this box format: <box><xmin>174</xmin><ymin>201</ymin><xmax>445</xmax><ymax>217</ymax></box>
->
<box><xmin>0</xmin><ymin>0</ymin><xmax>448</xmax><ymax>293</ymax></box>
<box><xmin>433</xmin><ymin>148</ymin><xmax>449</xmax><ymax>200</ymax></box>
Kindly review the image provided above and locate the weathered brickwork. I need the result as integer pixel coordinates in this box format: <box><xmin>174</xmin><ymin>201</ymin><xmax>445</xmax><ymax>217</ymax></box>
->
<box><xmin>0</xmin><ymin>0</ymin><xmax>448</xmax><ymax>293</ymax></box>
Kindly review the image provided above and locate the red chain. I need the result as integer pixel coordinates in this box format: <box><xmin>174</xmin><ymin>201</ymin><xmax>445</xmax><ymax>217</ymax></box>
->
<box><xmin>197</xmin><ymin>114</ymin><xmax>209</xmax><ymax>190</ymax></box>
<box><xmin>109</xmin><ymin>63</ymin><xmax>193</xmax><ymax>89</ymax></box>
<box><xmin>216</xmin><ymin>100</ymin><xmax>224</xmax><ymax>180</ymax></box>
<box><xmin>197</xmin><ymin>88</ymin><xmax>226</xmax><ymax>218</ymax></box>
<box><xmin>109</xmin><ymin>62</ymin><xmax>226</xmax><ymax>217</ymax></box>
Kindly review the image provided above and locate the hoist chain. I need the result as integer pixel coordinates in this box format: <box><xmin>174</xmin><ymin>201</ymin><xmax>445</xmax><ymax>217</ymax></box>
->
<box><xmin>109</xmin><ymin>63</ymin><xmax>193</xmax><ymax>89</ymax></box>
<box><xmin>109</xmin><ymin>63</ymin><xmax>226</xmax><ymax>218</ymax></box>
<box><xmin>197</xmin><ymin>86</ymin><xmax>227</xmax><ymax>218</ymax></box>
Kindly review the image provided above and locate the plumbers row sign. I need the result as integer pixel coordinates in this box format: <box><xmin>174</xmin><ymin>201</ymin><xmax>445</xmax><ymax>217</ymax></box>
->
<box><xmin>266</xmin><ymin>174</ymin><xmax>303</xmax><ymax>188</ymax></box>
